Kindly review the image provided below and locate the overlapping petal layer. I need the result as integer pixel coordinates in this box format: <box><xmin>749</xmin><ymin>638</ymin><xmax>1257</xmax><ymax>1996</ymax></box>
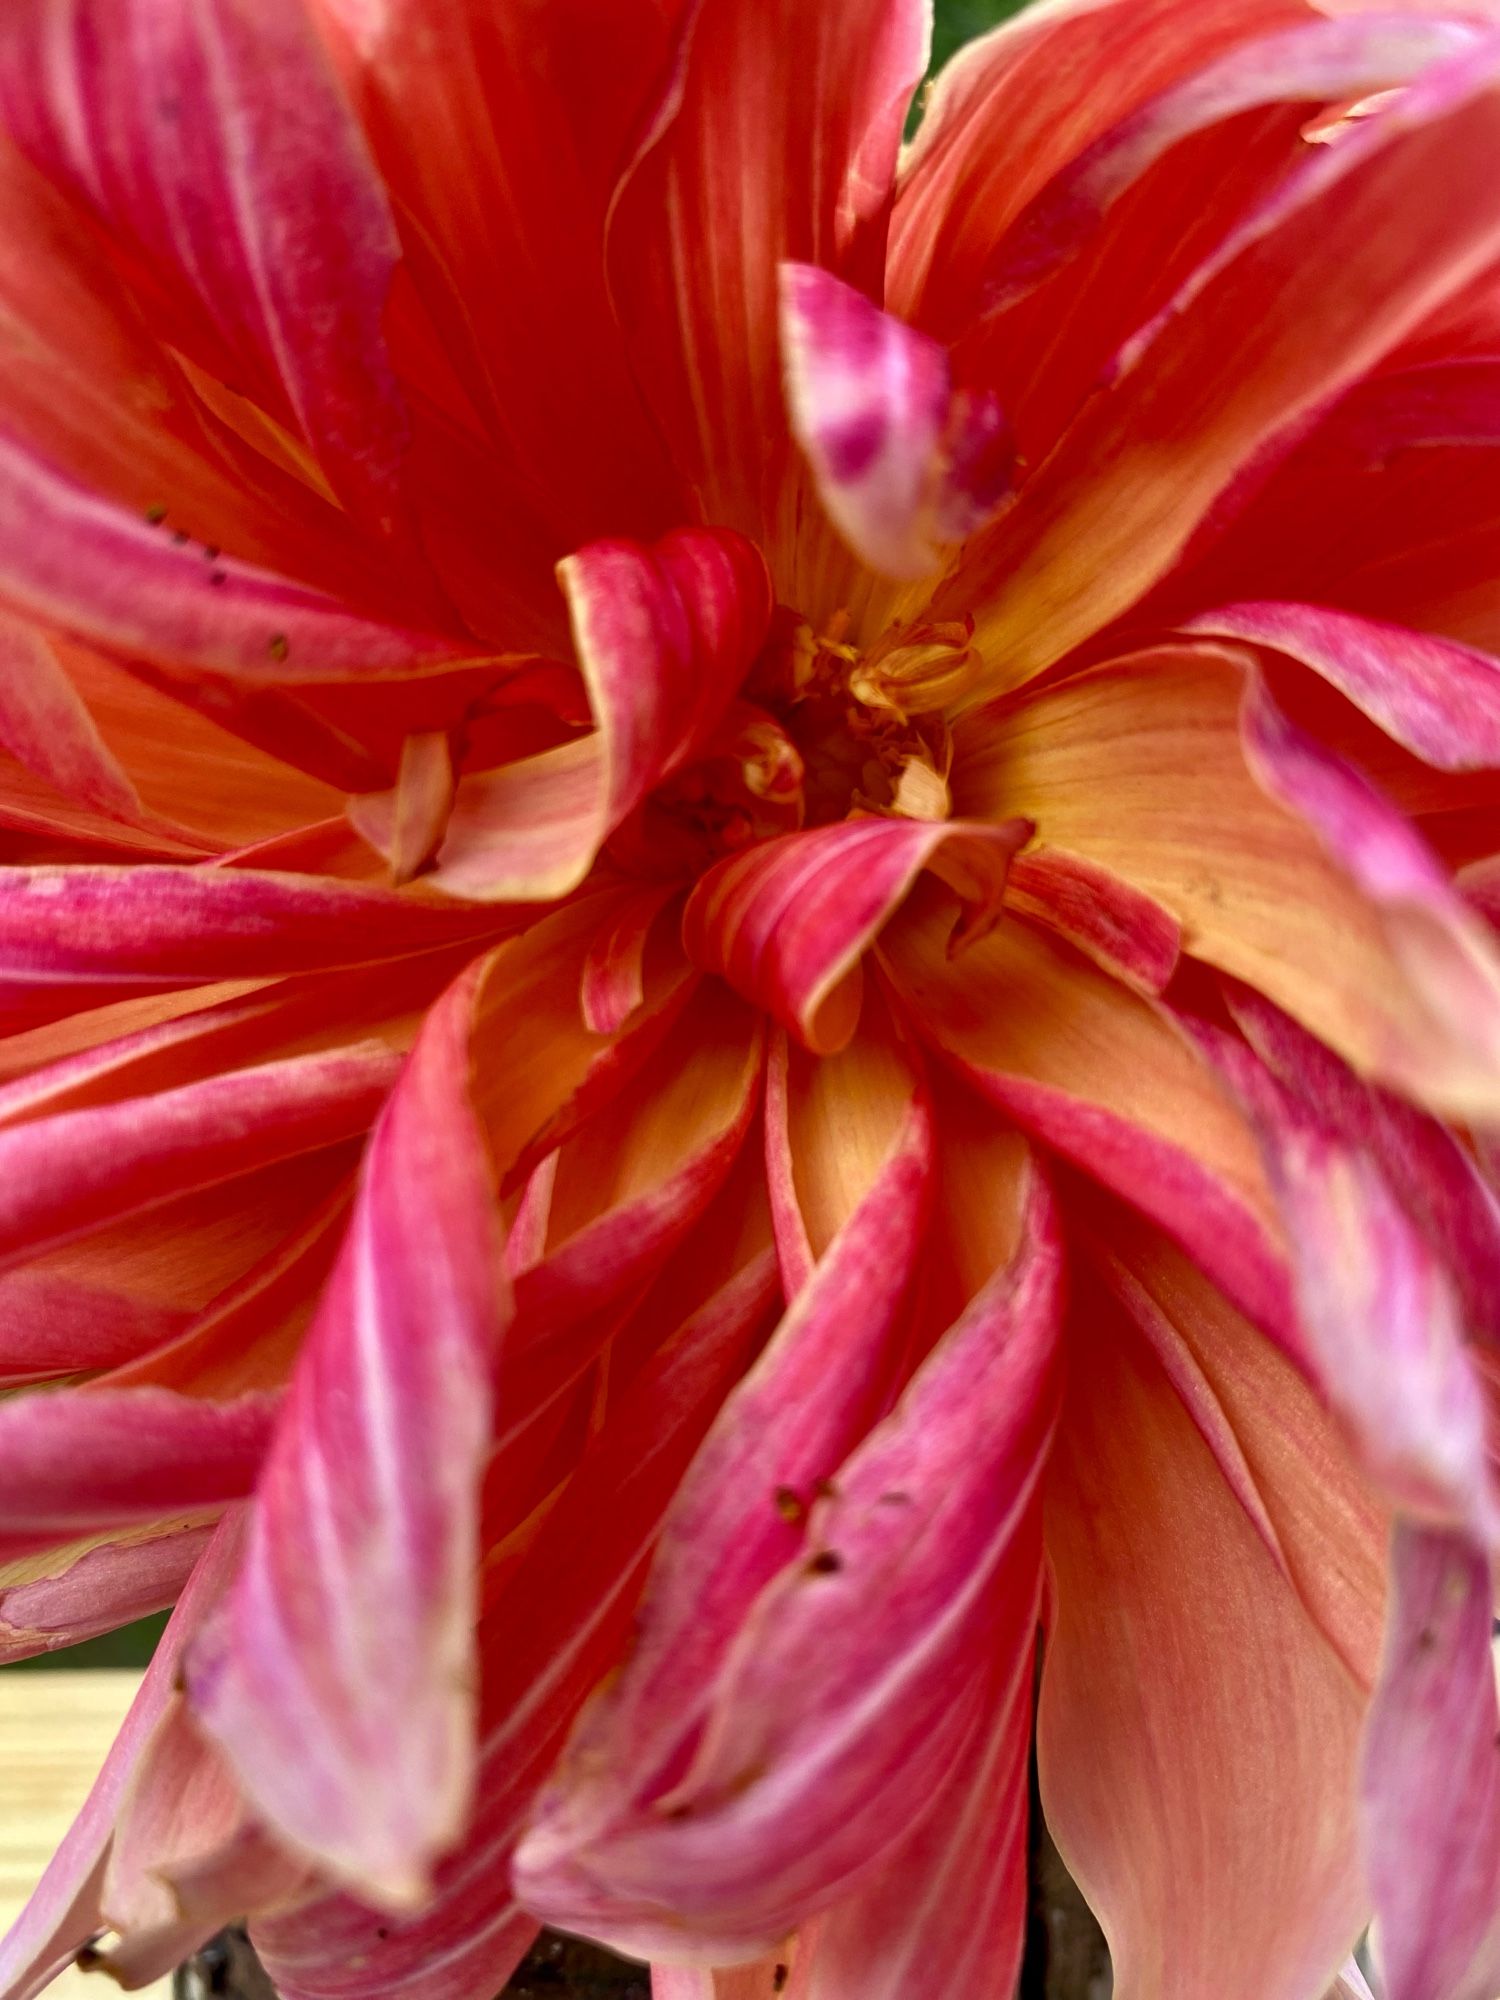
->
<box><xmin>1</xmin><ymin>2</ymin><xmax>1499</xmax><ymax>1997</ymax></box>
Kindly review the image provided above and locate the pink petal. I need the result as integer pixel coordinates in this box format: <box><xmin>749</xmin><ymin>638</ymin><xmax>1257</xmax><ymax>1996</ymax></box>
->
<box><xmin>1040</xmin><ymin>1272</ymin><xmax>1372</xmax><ymax>2000</ymax></box>
<box><xmin>0</xmin><ymin>1523</ymin><xmax>214</xmax><ymax>1663</ymax></box>
<box><xmin>255</xmin><ymin>1221</ymin><xmax>780</xmax><ymax>2000</ymax></box>
<box><xmin>1189</xmin><ymin>599</ymin><xmax>1500</xmax><ymax>770</ymax></box>
<box><xmin>800</xmin><ymin>1642</ymin><xmax>1032</xmax><ymax>2000</ymax></box>
<box><xmin>0</xmin><ymin>1512</ymin><xmax>245</xmax><ymax>2000</ymax></box>
<box><xmin>94</xmin><ymin>1694</ymin><xmax>310</xmax><ymax>1987</ymax></box>
<box><xmin>515</xmin><ymin>1167</ymin><xmax>1060</xmax><ymax>1959</ymax></box>
<box><xmin>779</xmin><ymin>263</ymin><xmax>1013</xmax><ymax>579</ymax></box>
<box><xmin>188</xmin><ymin>960</ymin><xmax>509</xmax><ymax>1904</ymax></box>
<box><xmin>429</xmin><ymin>737</ymin><xmax>609</xmax><ymax>905</ymax></box>
<box><xmin>1241</xmin><ymin>674</ymin><xmax>1500</xmax><ymax>1119</ymax></box>
<box><xmin>0</xmin><ymin>863</ymin><xmax>499</xmax><ymax>1001</ymax></box>
<box><xmin>347</xmin><ymin>732</ymin><xmax>456</xmax><ymax>885</ymax></box>
<box><xmin>431</xmin><ymin>530</ymin><xmax>772</xmax><ymax>903</ymax></box>
<box><xmin>0</xmin><ymin>1043</ymin><xmax>398</xmax><ymax>1272</ymax></box>
<box><xmin>511</xmin><ymin>1061</ymin><xmax>934</xmax><ymax>1933</ymax></box>
<box><xmin>0</xmin><ymin>1387</ymin><xmax>275</xmax><ymax>1534</ymax></box>
<box><xmin>1209</xmin><ymin>1034</ymin><xmax>1496</xmax><ymax>1540</ymax></box>
<box><xmin>1362</xmin><ymin>1522</ymin><xmax>1500</xmax><ymax>2000</ymax></box>
<box><xmin>581</xmin><ymin>885</ymin><xmax>680</xmax><ymax>1036</ymax></box>
<box><xmin>1003</xmin><ymin>846</ymin><xmax>1181</xmax><ymax>993</ymax></box>
<box><xmin>560</xmin><ymin>529</ymin><xmax>774</xmax><ymax>830</ymax></box>
<box><xmin>683</xmin><ymin>815</ymin><xmax>1030</xmax><ymax>1055</ymax></box>
<box><xmin>0</xmin><ymin>429</ymin><xmax>462</xmax><ymax>681</ymax></box>
<box><xmin>1224</xmin><ymin>982</ymin><xmax>1500</xmax><ymax>1342</ymax></box>
<box><xmin>0</xmin><ymin>613</ymin><xmax>144</xmax><ymax>826</ymax></box>
<box><xmin>0</xmin><ymin>0</ymin><xmax>418</xmax><ymax>547</ymax></box>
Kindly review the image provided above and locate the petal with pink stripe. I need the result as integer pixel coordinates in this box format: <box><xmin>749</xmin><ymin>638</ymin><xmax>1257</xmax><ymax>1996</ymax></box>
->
<box><xmin>188</xmin><ymin>958</ymin><xmax>509</xmax><ymax>1905</ymax></box>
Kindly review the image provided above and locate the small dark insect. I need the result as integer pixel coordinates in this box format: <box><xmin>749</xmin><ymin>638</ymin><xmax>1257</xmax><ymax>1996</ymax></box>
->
<box><xmin>171</xmin><ymin>529</ymin><xmax>190</xmax><ymax>545</ymax></box>
<box><xmin>268</xmin><ymin>633</ymin><xmax>290</xmax><ymax>663</ymax></box>
<box><xmin>773</xmin><ymin>1485</ymin><xmax>805</xmax><ymax>1523</ymax></box>
<box><xmin>172</xmin><ymin>1927</ymin><xmax>278</xmax><ymax>2000</ymax></box>
<box><xmin>811</xmin><ymin>1477</ymin><xmax>838</xmax><ymax>1501</ymax></box>
<box><xmin>203</xmin><ymin>543</ymin><xmax>221</xmax><ymax>561</ymax></box>
<box><xmin>144</xmin><ymin>503</ymin><xmax>168</xmax><ymax>525</ymax></box>
<box><xmin>209</xmin><ymin>569</ymin><xmax>229</xmax><ymax>586</ymax></box>
<box><xmin>773</xmin><ymin>1964</ymin><xmax>789</xmax><ymax>1992</ymax></box>
<box><xmin>806</xmin><ymin>1548</ymin><xmax>843</xmax><ymax>1575</ymax></box>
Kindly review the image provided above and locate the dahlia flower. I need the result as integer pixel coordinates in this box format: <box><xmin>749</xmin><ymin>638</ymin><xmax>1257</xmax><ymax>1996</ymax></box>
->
<box><xmin>0</xmin><ymin>0</ymin><xmax>1499</xmax><ymax>1995</ymax></box>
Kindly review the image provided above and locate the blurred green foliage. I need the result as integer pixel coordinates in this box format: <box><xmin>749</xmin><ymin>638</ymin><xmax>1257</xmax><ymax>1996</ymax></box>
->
<box><xmin>931</xmin><ymin>0</ymin><xmax>1033</xmax><ymax>75</ymax></box>
<box><xmin>5</xmin><ymin>0</ymin><xmax>1036</xmax><ymax>1685</ymax></box>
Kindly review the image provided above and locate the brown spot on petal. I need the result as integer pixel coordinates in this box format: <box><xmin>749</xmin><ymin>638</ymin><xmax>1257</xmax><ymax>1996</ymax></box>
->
<box><xmin>807</xmin><ymin>1549</ymin><xmax>843</xmax><ymax>1575</ymax></box>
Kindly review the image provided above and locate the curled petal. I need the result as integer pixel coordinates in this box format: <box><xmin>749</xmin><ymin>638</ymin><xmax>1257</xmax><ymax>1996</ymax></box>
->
<box><xmin>431</xmin><ymin>531</ymin><xmax>773</xmax><ymax>903</ymax></box>
<box><xmin>515</xmin><ymin>1169</ymin><xmax>1060</xmax><ymax>1959</ymax></box>
<box><xmin>347</xmin><ymin>732</ymin><xmax>455</xmax><ymax>886</ymax></box>
<box><xmin>561</xmin><ymin>529</ymin><xmax>774</xmax><ymax>830</ymax></box>
<box><xmin>1186</xmin><ymin>600</ymin><xmax>1500</xmax><ymax>770</ymax></box>
<box><xmin>780</xmin><ymin>264</ymin><xmax>1013</xmax><ymax>579</ymax></box>
<box><xmin>683</xmin><ymin>815</ymin><xmax>1030</xmax><ymax>1055</ymax></box>
<box><xmin>1241</xmin><ymin>675</ymin><xmax>1500</xmax><ymax>1119</ymax></box>
<box><xmin>0</xmin><ymin>1523</ymin><xmax>214</xmax><ymax>1664</ymax></box>
<box><xmin>255</xmin><ymin>1210</ymin><xmax>780</xmax><ymax>2000</ymax></box>
<box><xmin>0</xmin><ymin>1513</ymin><xmax>245</xmax><ymax>2000</ymax></box>
<box><xmin>189</xmin><ymin>961</ymin><xmax>509</xmax><ymax>1905</ymax></box>
<box><xmin>1362</xmin><ymin>1523</ymin><xmax>1500</xmax><ymax>2000</ymax></box>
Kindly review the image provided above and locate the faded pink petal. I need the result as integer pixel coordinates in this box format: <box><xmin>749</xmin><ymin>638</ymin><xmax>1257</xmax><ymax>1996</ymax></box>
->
<box><xmin>1241</xmin><ymin>675</ymin><xmax>1500</xmax><ymax>1119</ymax></box>
<box><xmin>0</xmin><ymin>1523</ymin><xmax>214</xmax><ymax>1663</ymax></box>
<box><xmin>1187</xmin><ymin>599</ymin><xmax>1500</xmax><ymax>770</ymax></box>
<box><xmin>0</xmin><ymin>1513</ymin><xmax>246</xmax><ymax>2000</ymax></box>
<box><xmin>780</xmin><ymin>263</ymin><xmax>1013</xmax><ymax>579</ymax></box>
<box><xmin>1362</xmin><ymin>1523</ymin><xmax>1500</xmax><ymax>2000</ymax></box>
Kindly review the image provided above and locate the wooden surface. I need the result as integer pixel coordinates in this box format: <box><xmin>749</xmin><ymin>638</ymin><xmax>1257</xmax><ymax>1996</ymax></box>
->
<box><xmin>0</xmin><ymin>1670</ymin><xmax>169</xmax><ymax>1998</ymax></box>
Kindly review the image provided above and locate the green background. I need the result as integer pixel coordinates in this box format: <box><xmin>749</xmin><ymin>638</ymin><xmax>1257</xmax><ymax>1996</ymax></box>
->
<box><xmin>9</xmin><ymin>0</ymin><xmax>1032</xmax><ymax>1681</ymax></box>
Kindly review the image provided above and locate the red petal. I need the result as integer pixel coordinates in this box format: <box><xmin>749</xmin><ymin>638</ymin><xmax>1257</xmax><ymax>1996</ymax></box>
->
<box><xmin>937</xmin><ymin>38</ymin><xmax>1500</xmax><ymax>689</ymax></box>
<box><xmin>606</xmin><ymin>0</ymin><xmax>928</xmax><ymax>547</ymax></box>
<box><xmin>0</xmin><ymin>0</ymin><xmax>417</xmax><ymax>547</ymax></box>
